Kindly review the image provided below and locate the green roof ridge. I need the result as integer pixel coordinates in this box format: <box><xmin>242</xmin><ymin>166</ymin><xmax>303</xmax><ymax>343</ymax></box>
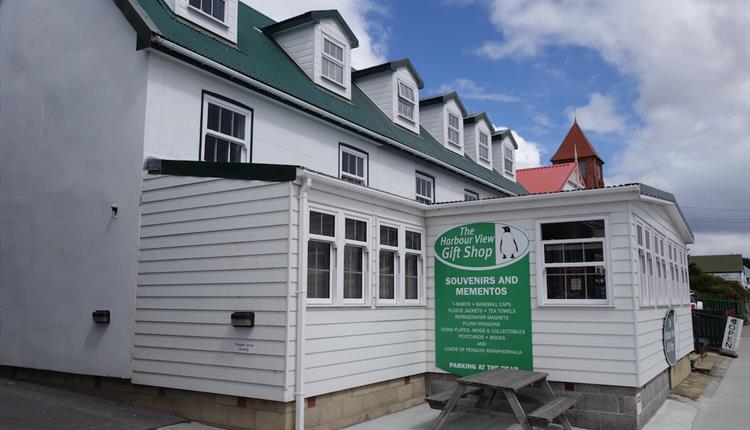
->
<box><xmin>352</xmin><ymin>59</ymin><xmax>424</xmax><ymax>89</ymax></box>
<box><xmin>263</xmin><ymin>10</ymin><xmax>359</xmax><ymax>48</ymax></box>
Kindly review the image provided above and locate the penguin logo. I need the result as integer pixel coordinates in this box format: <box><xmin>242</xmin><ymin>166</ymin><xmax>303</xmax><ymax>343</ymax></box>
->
<box><xmin>498</xmin><ymin>226</ymin><xmax>519</xmax><ymax>260</ymax></box>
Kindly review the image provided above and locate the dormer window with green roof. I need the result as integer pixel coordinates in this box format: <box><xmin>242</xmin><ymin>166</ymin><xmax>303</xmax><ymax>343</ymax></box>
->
<box><xmin>322</xmin><ymin>37</ymin><xmax>345</xmax><ymax>85</ymax></box>
<box><xmin>398</xmin><ymin>81</ymin><xmax>416</xmax><ymax>121</ymax></box>
<box><xmin>167</xmin><ymin>0</ymin><xmax>237</xmax><ymax>43</ymax></box>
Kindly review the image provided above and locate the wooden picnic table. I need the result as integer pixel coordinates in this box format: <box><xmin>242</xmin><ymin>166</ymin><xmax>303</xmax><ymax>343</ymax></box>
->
<box><xmin>428</xmin><ymin>368</ymin><xmax>575</xmax><ymax>430</ymax></box>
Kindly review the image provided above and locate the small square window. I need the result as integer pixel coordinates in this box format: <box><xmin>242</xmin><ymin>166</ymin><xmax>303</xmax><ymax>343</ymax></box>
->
<box><xmin>345</xmin><ymin>218</ymin><xmax>367</xmax><ymax>242</ymax></box>
<box><xmin>339</xmin><ymin>146</ymin><xmax>367</xmax><ymax>185</ymax></box>
<box><xmin>202</xmin><ymin>97</ymin><xmax>251</xmax><ymax>163</ymax></box>
<box><xmin>310</xmin><ymin>211</ymin><xmax>335</xmax><ymax>237</ymax></box>
<box><xmin>380</xmin><ymin>226</ymin><xmax>399</xmax><ymax>247</ymax></box>
<box><xmin>405</xmin><ymin>231</ymin><xmax>422</xmax><ymax>251</ymax></box>
<box><xmin>415</xmin><ymin>173</ymin><xmax>434</xmax><ymax>204</ymax></box>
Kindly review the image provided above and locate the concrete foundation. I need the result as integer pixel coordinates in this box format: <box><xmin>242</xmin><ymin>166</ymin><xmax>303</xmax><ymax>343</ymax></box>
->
<box><xmin>0</xmin><ymin>366</ymin><xmax>425</xmax><ymax>430</ymax></box>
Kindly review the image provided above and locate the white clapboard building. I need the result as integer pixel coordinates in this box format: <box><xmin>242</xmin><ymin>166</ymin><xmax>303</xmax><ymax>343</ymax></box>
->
<box><xmin>0</xmin><ymin>1</ymin><xmax>694</xmax><ymax>429</ymax></box>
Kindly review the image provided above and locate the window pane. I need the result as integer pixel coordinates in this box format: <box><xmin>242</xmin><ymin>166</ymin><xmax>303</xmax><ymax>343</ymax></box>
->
<box><xmin>344</xmin><ymin>245</ymin><xmax>363</xmax><ymax>299</ymax></box>
<box><xmin>216</xmin><ymin>139</ymin><xmax>229</xmax><ymax>162</ymax></box>
<box><xmin>379</xmin><ymin>250</ymin><xmax>395</xmax><ymax>300</ymax></box>
<box><xmin>309</xmin><ymin>211</ymin><xmax>335</xmax><ymax>237</ymax></box>
<box><xmin>405</xmin><ymin>254</ymin><xmax>419</xmax><ymax>300</ymax></box>
<box><xmin>307</xmin><ymin>241</ymin><xmax>330</xmax><ymax>299</ymax></box>
<box><xmin>637</xmin><ymin>225</ymin><xmax>643</xmax><ymax>246</ymax></box>
<box><xmin>546</xmin><ymin>268</ymin><xmax>566</xmax><ymax>299</ymax></box>
<box><xmin>504</xmin><ymin>158</ymin><xmax>513</xmax><ymax>173</ymax></box>
<box><xmin>356</xmin><ymin>157</ymin><xmax>364</xmax><ymax>177</ymax></box>
<box><xmin>345</xmin><ymin>218</ymin><xmax>367</xmax><ymax>242</ymax></box>
<box><xmin>213</xmin><ymin>0</ymin><xmax>225</xmax><ymax>21</ymax></box>
<box><xmin>204</xmin><ymin>135</ymin><xmax>217</xmax><ymax>161</ymax></box>
<box><xmin>448</xmin><ymin>113</ymin><xmax>459</xmax><ymax>128</ymax></box>
<box><xmin>380</xmin><ymin>226</ymin><xmax>398</xmax><ymax>247</ymax></box>
<box><xmin>233</xmin><ymin>113</ymin><xmax>245</xmax><ymax>139</ymax></box>
<box><xmin>229</xmin><ymin>142</ymin><xmax>242</xmax><ymax>162</ymax></box>
<box><xmin>448</xmin><ymin>128</ymin><xmax>460</xmax><ymax>146</ymax></box>
<box><xmin>505</xmin><ymin>147</ymin><xmax>513</xmax><ymax>159</ymax></box>
<box><xmin>220</xmin><ymin>106</ymin><xmax>232</xmax><ymax>136</ymax></box>
<box><xmin>405</xmin><ymin>231</ymin><xmax>421</xmax><ymax>250</ymax></box>
<box><xmin>201</xmin><ymin>0</ymin><xmax>212</xmax><ymax>15</ymax></box>
<box><xmin>541</xmin><ymin>220</ymin><xmax>605</xmax><ymax>240</ymax></box>
<box><xmin>583</xmin><ymin>242</ymin><xmax>604</xmax><ymax>262</ymax></box>
<box><xmin>563</xmin><ymin>243</ymin><xmax>584</xmax><ymax>263</ymax></box>
<box><xmin>190</xmin><ymin>0</ymin><xmax>201</xmax><ymax>8</ymax></box>
<box><xmin>207</xmin><ymin>103</ymin><xmax>220</xmax><ymax>131</ymax></box>
<box><xmin>544</xmin><ymin>244</ymin><xmax>564</xmax><ymax>263</ymax></box>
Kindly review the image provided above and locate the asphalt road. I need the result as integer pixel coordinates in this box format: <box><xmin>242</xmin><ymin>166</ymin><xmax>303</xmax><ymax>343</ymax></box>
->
<box><xmin>0</xmin><ymin>377</ymin><xmax>183</xmax><ymax>430</ymax></box>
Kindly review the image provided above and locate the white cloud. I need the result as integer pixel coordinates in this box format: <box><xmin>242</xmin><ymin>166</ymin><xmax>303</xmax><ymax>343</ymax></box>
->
<box><xmin>437</xmin><ymin>79</ymin><xmax>520</xmax><ymax>103</ymax></box>
<box><xmin>689</xmin><ymin>232</ymin><xmax>750</xmax><ymax>257</ymax></box>
<box><xmin>240</xmin><ymin>0</ymin><xmax>388</xmax><ymax>69</ymax></box>
<box><xmin>478</xmin><ymin>0</ymin><xmax>750</xmax><ymax>253</ymax></box>
<box><xmin>564</xmin><ymin>92</ymin><xmax>626</xmax><ymax>134</ymax></box>
<box><xmin>496</xmin><ymin>126</ymin><xmax>542</xmax><ymax>169</ymax></box>
<box><xmin>531</xmin><ymin>112</ymin><xmax>552</xmax><ymax>127</ymax></box>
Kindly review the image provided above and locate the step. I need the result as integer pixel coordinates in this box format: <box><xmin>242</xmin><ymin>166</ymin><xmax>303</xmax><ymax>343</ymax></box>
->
<box><xmin>426</xmin><ymin>388</ymin><xmax>482</xmax><ymax>410</ymax></box>
<box><xmin>526</xmin><ymin>396</ymin><xmax>577</xmax><ymax>427</ymax></box>
<box><xmin>694</xmin><ymin>359</ymin><xmax>716</xmax><ymax>374</ymax></box>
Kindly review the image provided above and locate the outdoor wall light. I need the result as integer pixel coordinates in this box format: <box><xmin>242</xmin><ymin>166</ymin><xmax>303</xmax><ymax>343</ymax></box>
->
<box><xmin>92</xmin><ymin>310</ymin><xmax>111</xmax><ymax>324</ymax></box>
<box><xmin>231</xmin><ymin>311</ymin><xmax>255</xmax><ymax>327</ymax></box>
<box><xmin>111</xmin><ymin>204</ymin><xmax>119</xmax><ymax>218</ymax></box>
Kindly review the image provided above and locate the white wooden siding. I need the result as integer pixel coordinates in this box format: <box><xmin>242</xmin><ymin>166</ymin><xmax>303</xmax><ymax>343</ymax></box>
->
<box><xmin>290</xmin><ymin>184</ymin><xmax>428</xmax><ymax>397</ymax></box>
<box><xmin>355</xmin><ymin>73</ymin><xmax>393</xmax><ymax>120</ymax></box>
<box><xmin>132</xmin><ymin>174</ymin><xmax>293</xmax><ymax>401</ymax></box>
<box><xmin>274</xmin><ymin>24</ymin><xmax>316</xmax><ymax>80</ymax></box>
<box><xmin>420</xmin><ymin>104</ymin><xmax>444</xmax><ymax>145</ymax></box>
<box><xmin>631</xmin><ymin>201</ymin><xmax>693</xmax><ymax>385</ymax></box>
<box><xmin>463</xmin><ymin>123</ymin><xmax>477</xmax><ymax>163</ymax></box>
<box><xmin>425</xmin><ymin>198</ymin><xmax>640</xmax><ymax>387</ymax></box>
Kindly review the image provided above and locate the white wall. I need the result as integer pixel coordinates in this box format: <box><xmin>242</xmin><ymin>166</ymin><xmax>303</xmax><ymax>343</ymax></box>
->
<box><xmin>132</xmin><ymin>175</ymin><xmax>294</xmax><ymax>400</ymax></box>
<box><xmin>142</xmin><ymin>54</ymin><xmax>501</xmax><ymax>202</ymax></box>
<box><xmin>631</xmin><ymin>201</ymin><xmax>693</xmax><ymax>385</ymax></box>
<box><xmin>425</xmin><ymin>192</ymin><xmax>641</xmax><ymax>387</ymax></box>
<box><xmin>293</xmin><ymin>181</ymin><xmax>428</xmax><ymax>397</ymax></box>
<box><xmin>274</xmin><ymin>24</ymin><xmax>316</xmax><ymax>80</ymax></box>
<box><xmin>356</xmin><ymin>73</ymin><xmax>393</xmax><ymax>120</ymax></box>
<box><xmin>0</xmin><ymin>0</ymin><xmax>148</xmax><ymax>377</ymax></box>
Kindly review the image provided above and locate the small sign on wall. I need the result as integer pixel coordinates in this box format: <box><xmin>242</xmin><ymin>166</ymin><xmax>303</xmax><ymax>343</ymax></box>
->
<box><xmin>720</xmin><ymin>316</ymin><xmax>743</xmax><ymax>358</ymax></box>
<box><xmin>662</xmin><ymin>309</ymin><xmax>678</xmax><ymax>366</ymax></box>
<box><xmin>233</xmin><ymin>341</ymin><xmax>255</xmax><ymax>354</ymax></box>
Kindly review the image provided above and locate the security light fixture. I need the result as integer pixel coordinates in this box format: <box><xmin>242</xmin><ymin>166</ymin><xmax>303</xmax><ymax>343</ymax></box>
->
<box><xmin>111</xmin><ymin>204</ymin><xmax>119</xmax><ymax>218</ymax></box>
<box><xmin>92</xmin><ymin>310</ymin><xmax>111</xmax><ymax>324</ymax></box>
<box><xmin>231</xmin><ymin>311</ymin><xmax>255</xmax><ymax>327</ymax></box>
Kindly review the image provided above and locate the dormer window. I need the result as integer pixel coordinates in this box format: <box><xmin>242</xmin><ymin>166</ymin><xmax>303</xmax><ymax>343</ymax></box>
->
<box><xmin>447</xmin><ymin>113</ymin><xmax>461</xmax><ymax>149</ymax></box>
<box><xmin>189</xmin><ymin>0</ymin><xmax>225</xmax><ymax>23</ymax></box>
<box><xmin>322</xmin><ymin>37</ymin><xmax>345</xmax><ymax>85</ymax></box>
<box><xmin>504</xmin><ymin>145</ymin><xmax>515</xmax><ymax>176</ymax></box>
<box><xmin>478</xmin><ymin>132</ymin><xmax>490</xmax><ymax>163</ymax></box>
<box><xmin>398</xmin><ymin>82</ymin><xmax>416</xmax><ymax>122</ymax></box>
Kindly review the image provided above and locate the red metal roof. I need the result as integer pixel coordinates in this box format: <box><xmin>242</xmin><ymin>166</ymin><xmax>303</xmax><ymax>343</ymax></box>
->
<box><xmin>550</xmin><ymin>120</ymin><xmax>604</xmax><ymax>163</ymax></box>
<box><xmin>516</xmin><ymin>163</ymin><xmax>578</xmax><ymax>194</ymax></box>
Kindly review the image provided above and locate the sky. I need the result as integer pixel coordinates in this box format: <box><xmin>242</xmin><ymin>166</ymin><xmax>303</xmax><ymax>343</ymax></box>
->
<box><xmin>242</xmin><ymin>0</ymin><xmax>750</xmax><ymax>257</ymax></box>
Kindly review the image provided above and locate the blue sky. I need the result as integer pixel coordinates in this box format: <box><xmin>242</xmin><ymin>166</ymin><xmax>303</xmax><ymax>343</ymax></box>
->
<box><xmin>245</xmin><ymin>0</ymin><xmax>750</xmax><ymax>257</ymax></box>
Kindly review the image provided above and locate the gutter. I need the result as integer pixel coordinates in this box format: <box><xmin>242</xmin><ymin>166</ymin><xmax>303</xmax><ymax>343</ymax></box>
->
<box><xmin>295</xmin><ymin>173</ymin><xmax>312</xmax><ymax>430</ymax></box>
<box><xmin>148</xmin><ymin>36</ymin><xmax>517</xmax><ymax>196</ymax></box>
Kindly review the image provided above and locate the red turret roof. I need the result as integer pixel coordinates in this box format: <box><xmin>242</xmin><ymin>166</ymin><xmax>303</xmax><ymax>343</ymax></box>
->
<box><xmin>550</xmin><ymin>120</ymin><xmax>604</xmax><ymax>163</ymax></box>
<box><xmin>516</xmin><ymin>163</ymin><xmax>579</xmax><ymax>194</ymax></box>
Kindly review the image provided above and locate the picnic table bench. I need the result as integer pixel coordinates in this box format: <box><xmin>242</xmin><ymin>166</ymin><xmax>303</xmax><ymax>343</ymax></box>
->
<box><xmin>427</xmin><ymin>368</ymin><xmax>576</xmax><ymax>430</ymax></box>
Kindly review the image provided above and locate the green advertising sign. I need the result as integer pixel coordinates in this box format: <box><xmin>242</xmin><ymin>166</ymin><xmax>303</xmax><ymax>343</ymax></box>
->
<box><xmin>435</xmin><ymin>222</ymin><xmax>533</xmax><ymax>376</ymax></box>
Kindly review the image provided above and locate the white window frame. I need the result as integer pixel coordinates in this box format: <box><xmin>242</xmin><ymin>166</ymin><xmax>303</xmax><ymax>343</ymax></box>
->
<box><xmin>188</xmin><ymin>0</ymin><xmax>227</xmax><ymax>25</ymax></box>
<box><xmin>478</xmin><ymin>131</ymin><xmax>491</xmax><ymax>164</ymax></box>
<box><xmin>504</xmin><ymin>144</ymin><xmax>515</xmax><ymax>177</ymax></box>
<box><xmin>201</xmin><ymin>95</ymin><xmax>251</xmax><ymax>163</ymax></box>
<box><xmin>321</xmin><ymin>35</ymin><xmax>345</xmax><ymax>86</ymax></box>
<box><xmin>307</xmin><ymin>208</ymin><xmax>338</xmax><ymax>305</ymax></box>
<box><xmin>536</xmin><ymin>216</ymin><xmax>612</xmax><ymax>307</ymax></box>
<box><xmin>415</xmin><ymin>172</ymin><xmax>434</xmax><ymax>204</ymax></box>
<box><xmin>446</xmin><ymin>111</ymin><xmax>461</xmax><ymax>149</ymax></box>
<box><xmin>397</xmin><ymin>81</ymin><xmax>416</xmax><ymax>122</ymax></box>
<box><xmin>339</xmin><ymin>145</ymin><xmax>367</xmax><ymax>185</ymax></box>
<box><xmin>376</xmin><ymin>220</ymin><xmax>425</xmax><ymax>306</ymax></box>
<box><xmin>306</xmin><ymin>205</ymin><xmax>371</xmax><ymax>307</ymax></box>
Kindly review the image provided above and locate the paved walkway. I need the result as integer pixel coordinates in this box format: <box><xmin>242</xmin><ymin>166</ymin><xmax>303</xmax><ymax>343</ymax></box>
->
<box><xmin>0</xmin><ymin>377</ymin><xmax>220</xmax><ymax>430</ymax></box>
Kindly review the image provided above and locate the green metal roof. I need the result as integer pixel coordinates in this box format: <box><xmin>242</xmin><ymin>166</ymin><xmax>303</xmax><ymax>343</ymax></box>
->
<box><xmin>419</xmin><ymin>92</ymin><xmax>469</xmax><ymax>117</ymax></box>
<box><xmin>352</xmin><ymin>59</ymin><xmax>424</xmax><ymax>89</ymax></box>
<box><xmin>114</xmin><ymin>0</ymin><xmax>527</xmax><ymax>196</ymax></box>
<box><xmin>689</xmin><ymin>255</ymin><xmax>745</xmax><ymax>274</ymax></box>
<box><xmin>263</xmin><ymin>10</ymin><xmax>359</xmax><ymax>48</ymax></box>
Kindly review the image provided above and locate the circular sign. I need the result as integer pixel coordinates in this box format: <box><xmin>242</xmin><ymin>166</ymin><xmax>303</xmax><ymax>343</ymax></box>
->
<box><xmin>663</xmin><ymin>309</ymin><xmax>679</xmax><ymax>366</ymax></box>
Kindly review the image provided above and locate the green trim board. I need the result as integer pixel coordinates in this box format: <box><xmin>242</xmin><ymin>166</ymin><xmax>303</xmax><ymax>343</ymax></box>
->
<box><xmin>116</xmin><ymin>0</ymin><xmax>527</xmax><ymax>196</ymax></box>
<box><xmin>352</xmin><ymin>59</ymin><xmax>424</xmax><ymax>89</ymax></box>
<box><xmin>262</xmin><ymin>10</ymin><xmax>359</xmax><ymax>48</ymax></box>
<box><xmin>146</xmin><ymin>159</ymin><xmax>298</xmax><ymax>182</ymax></box>
<box><xmin>419</xmin><ymin>92</ymin><xmax>469</xmax><ymax>117</ymax></box>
